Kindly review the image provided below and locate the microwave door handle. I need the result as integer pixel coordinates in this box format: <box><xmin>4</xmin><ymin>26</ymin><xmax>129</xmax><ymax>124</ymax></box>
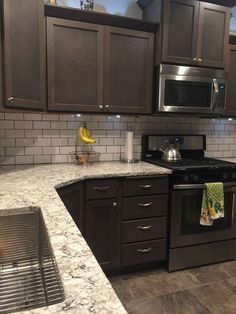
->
<box><xmin>212</xmin><ymin>79</ymin><xmax>219</xmax><ymax>110</ymax></box>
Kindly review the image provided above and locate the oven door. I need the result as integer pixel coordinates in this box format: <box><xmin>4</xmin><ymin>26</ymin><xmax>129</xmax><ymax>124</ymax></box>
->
<box><xmin>158</xmin><ymin>74</ymin><xmax>215</xmax><ymax>114</ymax></box>
<box><xmin>170</xmin><ymin>182</ymin><xmax>236</xmax><ymax>248</ymax></box>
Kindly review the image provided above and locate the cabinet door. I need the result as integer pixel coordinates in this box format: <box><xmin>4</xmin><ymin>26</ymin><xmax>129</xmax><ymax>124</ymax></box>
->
<box><xmin>85</xmin><ymin>199</ymin><xmax>119</xmax><ymax>271</ymax></box>
<box><xmin>162</xmin><ymin>0</ymin><xmax>199</xmax><ymax>65</ymax></box>
<box><xmin>57</xmin><ymin>182</ymin><xmax>84</xmax><ymax>233</ymax></box>
<box><xmin>47</xmin><ymin>18</ymin><xmax>104</xmax><ymax>112</ymax></box>
<box><xmin>196</xmin><ymin>2</ymin><xmax>230</xmax><ymax>68</ymax></box>
<box><xmin>104</xmin><ymin>27</ymin><xmax>154</xmax><ymax>114</ymax></box>
<box><xmin>2</xmin><ymin>0</ymin><xmax>46</xmax><ymax>109</ymax></box>
<box><xmin>226</xmin><ymin>45</ymin><xmax>236</xmax><ymax>115</ymax></box>
<box><xmin>0</xmin><ymin>11</ymin><xmax>3</xmax><ymax>109</ymax></box>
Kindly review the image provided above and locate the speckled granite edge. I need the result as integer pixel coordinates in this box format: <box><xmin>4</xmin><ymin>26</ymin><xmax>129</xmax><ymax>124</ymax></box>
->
<box><xmin>0</xmin><ymin>161</ymin><xmax>171</xmax><ymax>314</ymax></box>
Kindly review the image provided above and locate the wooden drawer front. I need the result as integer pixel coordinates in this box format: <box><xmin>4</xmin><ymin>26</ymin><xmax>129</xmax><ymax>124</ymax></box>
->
<box><xmin>86</xmin><ymin>179</ymin><xmax>118</xmax><ymax>200</ymax></box>
<box><xmin>122</xmin><ymin>217</ymin><xmax>166</xmax><ymax>244</ymax></box>
<box><xmin>122</xmin><ymin>239</ymin><xmax>166</xmax><ymax>267</ymax></box>
<box><xmin>122</xmin><ymin>195</ymin><xmax>168</xmax><ymax>220</ymax></box>
<box><xmin>123</xmin><ymin>177</ymin><xmax>168</xmax><ymax>196</ymax></box>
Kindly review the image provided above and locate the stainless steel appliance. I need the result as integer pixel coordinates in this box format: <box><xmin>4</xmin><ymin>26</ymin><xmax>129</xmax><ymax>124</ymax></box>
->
<box><xmin>154</xmin><ymin>64</ymin><xmax>228</xmax><ymax>114</ymax></box>
<box><xmin>142</xmin><ymin>134</ymin><xmax>236</xmax><ymax>271</ymax></box>
<box><xmin>0</xmin><ymin>207</ymin><xmax>64</xmax><ymax>313</ymax></box>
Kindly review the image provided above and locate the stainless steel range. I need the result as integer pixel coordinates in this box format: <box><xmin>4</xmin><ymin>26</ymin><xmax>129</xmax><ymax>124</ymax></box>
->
<box><xmin>142</xmin><ymin>134</ymin><xmax>236</xmax><ymax>271</ymax></box>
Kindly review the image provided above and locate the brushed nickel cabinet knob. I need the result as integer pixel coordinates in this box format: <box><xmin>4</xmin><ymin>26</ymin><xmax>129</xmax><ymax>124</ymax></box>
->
<box><xmin>99</xmin><ymin>105</ymin><xmax>104</xmax><ymax>110</ymax></box>
<box><xmin>197</xmin><ymin>58</ymin><xmax>202</xmax><ymax>63</ymax></box>
<box><xmin>113</xmin><ymin>202</ymin><xmax>117</xmax><ymax>208</ymax></box>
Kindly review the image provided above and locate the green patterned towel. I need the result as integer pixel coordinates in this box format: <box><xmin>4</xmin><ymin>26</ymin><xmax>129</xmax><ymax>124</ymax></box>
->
<box><xmin>200</xmin><ymin>182</ymin><xmax>224</xmax><ymax>226</ymax></box>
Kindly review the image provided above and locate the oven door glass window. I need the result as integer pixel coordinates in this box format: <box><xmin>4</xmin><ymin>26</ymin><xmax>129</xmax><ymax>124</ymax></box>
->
<box><xmin>181</xmin><ymin>190</ymin><xmax>233</xmax><ymax>235</ymax></box>
<box><xmin>164</xmin><ymin>80</ymin><xmax>212</xmax><ymax>108</ymax></box>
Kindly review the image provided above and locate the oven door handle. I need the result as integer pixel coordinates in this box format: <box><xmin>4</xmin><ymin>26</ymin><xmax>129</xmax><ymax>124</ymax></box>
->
<box><xmin>173</xmin><ymin>182</ymin><xmax>236</xmax><ymax>190</ymax></box>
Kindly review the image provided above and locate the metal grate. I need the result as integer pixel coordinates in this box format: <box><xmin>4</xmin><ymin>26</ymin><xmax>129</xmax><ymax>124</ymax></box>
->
<box><xmin>0</xmin><ymin>207</ymin><xmax>64</xmax><ymax>314</ymax></box>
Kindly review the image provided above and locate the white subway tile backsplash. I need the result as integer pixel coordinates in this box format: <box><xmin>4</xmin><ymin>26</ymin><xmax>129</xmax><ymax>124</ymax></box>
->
<box><xmin>43</xmin><ymin>147</ymin><xmax>60</xmax><ymax>155</ymax></box>
<box><xmin>6</xmin><ymin>147</ymin><xmax>24</xmax><ymax>156</ymax></box>
<box><xmin>25</xmin><ymin>130</ymin><xmax>42</xmax><ymax>138</ymax></box>
<box><xmin>15</xmin><ymin>156</ymin><xmax>33</xmax><ymax>164</ymax></box>
<box><xmin>42</xmin><ymin>129</ymin><xmax>60</xmax><ymax>137</ymax></box>
<box><xmin>52</xmin><ymin>138</ymin><xmax>68</xmax><ymax>147</ymax></box>
<box><xmin>1</xmin><ymin>112</ymin><xmax>236</xmax><ymax>165</ymax></box>
<box><xmin>51</xmin><ymin>121</ymin><xmax>67</xmax><ymax>129</ymax></box>
<box><xmin>51</xmin><ymin>155</ymin><xmax>68</xmax><ymax>163</ymax></box>
<box><xmin>33</xmin><ymin>121</ymin><xmax>50</xmax><ymax>129</ymax></box>
<box><xmin>6</xmin><ymin>130</ymin><xmax>24</xmax><ymax>138</ymax></box>
<box><xmin>0</xmin><ymin>139</ymin><xmax>15</xmax><ymax>147</ymax></box>
<box><xmin>5</xmin><ymin>113</ymin><xmax>23</xmax><ymax>120</ymax></box>
<box><xmin>25</xmin><ymin>147</ymin><xmax>43</xmax><ymax>155</ymax></box>
<box><xmin>0</xmin><ymin>121</ymin><xmax>14</xmax><ymax>129</ymax></box>
<box><xmin>34</xmin><ymin>155</ymin><xmax>51</xmax><ymax>164</ymax></box>
<box><xmin>100</xmin><ymin>138</ymin><xmax>114</xmax><ymax>146</ymax></box>
<box><xmin>34</xmin><ymin>138</ymin><xmax>51</xmax><ymax>147</ymax></box>
<box><xmin>16</xmin><ymin>139</ymin><xmax>34</xmax><ymax>147</ymax></box>
<box><xmin>43</xmin><ymin>114</ymin><xmax>59</xmax><ymax>121</ymax></box>
<box><xmin>14</xmin><ymin>121</ymin><xmax>32</xmax><ymax>129</ymax></box>
<box><xmin>24</xmin><ymin>113</ymin><xmax>42</xmax><ymax>121</ymax></box>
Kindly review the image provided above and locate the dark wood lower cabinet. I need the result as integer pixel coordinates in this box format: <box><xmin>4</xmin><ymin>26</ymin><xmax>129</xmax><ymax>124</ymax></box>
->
<box><xmin>57</xmin><ymin>176</ymin><xmax>169</xmax><ymax>273</ymax></box>
<box><xmin>56</xmin><ymin>182</ymin><xmax>84</xmax><ymax>233</ymax></box>
<box><xmin>85</xmin><ymin>199</ymin><xmax>119</xmax><ymax>271</ymax></box>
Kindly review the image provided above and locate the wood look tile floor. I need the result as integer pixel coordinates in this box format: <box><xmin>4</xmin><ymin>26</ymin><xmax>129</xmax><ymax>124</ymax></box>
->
<box><xmin>109</xmin><ymin>261</ymin><xmax>236</xmax><ymax>314</ymax></box>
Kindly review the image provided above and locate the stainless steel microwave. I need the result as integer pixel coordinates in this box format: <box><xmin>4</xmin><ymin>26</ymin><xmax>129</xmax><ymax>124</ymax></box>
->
<box><xmin>154</xmin><ymin>64</ymin><xmax>228</xmax><ymax>114</ymax></box>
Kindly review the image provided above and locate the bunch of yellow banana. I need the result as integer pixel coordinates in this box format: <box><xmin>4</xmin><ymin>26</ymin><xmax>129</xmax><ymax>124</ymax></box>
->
<box><xmin>77</xmin><ymin>123</ymin><xmax>96</xmax><ymax>144</ymax></box>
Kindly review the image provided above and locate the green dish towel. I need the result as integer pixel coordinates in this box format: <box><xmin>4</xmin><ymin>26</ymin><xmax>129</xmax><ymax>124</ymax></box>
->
<box><xmin>200</xmin><ymin>182</ymin><xmax>224</xmax><ymax>226</ymax></box>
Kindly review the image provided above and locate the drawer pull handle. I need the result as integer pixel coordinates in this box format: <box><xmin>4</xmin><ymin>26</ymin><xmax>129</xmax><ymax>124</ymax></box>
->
<box><xmin>137</xmin><ymin>248</ymin><xmax>152</xmax><ymax>254</ymax></box>
<box><xmin>138</xmin><ymin>184</ymin><xmax>152</xmax><ymax>189</ymax></box>
<box><xmin>138</xmin><ymin>225</ymin><xmax>152</xmax><ymax>230</ymax></box>
<box><xmin>93</xmin><ymin>186</ymin><xmax>110</xmax><ymax>191</ymax></box>
<box><xmin>138</xmin><ymin>202</ymin><xmax>152</xmax><ymax>207</ymax></box>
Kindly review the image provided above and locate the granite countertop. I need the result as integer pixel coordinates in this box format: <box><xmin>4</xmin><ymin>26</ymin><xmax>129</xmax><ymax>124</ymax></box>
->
<box><xmin>0</xmin><ymin>161</ymin><xmax>171</xmax><ymax>314</ymax></box>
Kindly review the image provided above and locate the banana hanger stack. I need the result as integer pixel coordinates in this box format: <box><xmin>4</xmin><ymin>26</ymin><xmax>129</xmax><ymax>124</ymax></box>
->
<box><xmin>75</xmin><ymin>123</ymin><xmax>96</xmax><ymax>164</ymax></box>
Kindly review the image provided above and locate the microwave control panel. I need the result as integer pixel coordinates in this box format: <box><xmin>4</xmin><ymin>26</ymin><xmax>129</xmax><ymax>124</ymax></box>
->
<box><xmin>217</xmin><ymin>83</ymin><xmax>226</xmax><ymax>108</ymax></box>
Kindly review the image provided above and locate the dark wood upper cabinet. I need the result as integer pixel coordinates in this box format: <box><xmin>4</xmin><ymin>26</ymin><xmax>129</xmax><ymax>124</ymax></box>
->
<box><xmin>47</xmin><ymin>18</ymin><xmax>104</xmax><ymax>112</ymax></box>
<box><xmin>0</xmin><ymin>12</ymin><xmax>3</xmax><ymax>108</ymax></box>
<box><xmin>196</xmin><ymin>2</ymin><xmax>230</xmax><ymax>68</ymax></box>
<box><xmin>2</xmin><ymin>0</ymin><xmax>46</xmax><ymax>109</ymax></box>
<box><xmin>85</xmin><ymin>199</ymin><xmax>120</xmax><ymax>271</ymax></box>
<box><xmin>104</xmin><ymin>27</ymin><xmax>154</xmax><ymax>114</ymax></box>
<box><xmin>162</xmin><ymin>0</ymin><xmax>230</xmax><ymax>68</ymax></box>
<box><xmin>162</xmin><ymin>0</ymin><xmax>199</xmax><ymax>65</ymax></box>
<box><xmin>140</xmin><ymin>0</ymin><xmax>230</xmax><ymax>69</ymax></box>
<box><xmin>47</xmin><ymin>18</ymin><xmax>154</xmax><ymax>114</ymax></box>
<box><xmin>225</xmin><ymin>45</ymin><xmax>236</xmax><ymax>115</ymax></box>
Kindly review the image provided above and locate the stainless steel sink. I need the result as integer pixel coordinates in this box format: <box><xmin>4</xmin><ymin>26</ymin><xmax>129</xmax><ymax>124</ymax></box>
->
<box><xmin>0</xmin><ymin>207</ymin><xmax>64</xmax><ymax>314</ymax></box>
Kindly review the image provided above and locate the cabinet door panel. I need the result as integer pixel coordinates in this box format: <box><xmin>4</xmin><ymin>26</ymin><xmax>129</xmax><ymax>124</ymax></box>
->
<box><xmin>85</xmin><ymin>199</ymin><xmax>119</xmax><ymax>271</ymax></box>
<box><xmin>47</xmin><ymin>18</ymin><xmax>104</xmax><ymax>112</ymax></box>
<box><xmin>162</xmin><ymin>0</ymin><xmax>199</xmax><ymax>65</ymax></box>
<box><xmin>3</xmin><ymin>0</ymin><xmax>46</xmax><ymax>109</ymax></box>
<box><xmin>104</xmin><ymin>27</ymin><xmax>154</xmax><ymax>114</ymax></box>
<box><xmin>226</xmin><ymin>45</ymin><xmax>236</xmax><ymax>115</ymax></box>
<box><xmin>0</xmin><ymin>11</ymin><xmax>3</xmax><ymax>109</ymax></box>
<box><xmin>197</xmin><ymin>3</ymin><xmax>230</xmax><ymax>68</ymax></box>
